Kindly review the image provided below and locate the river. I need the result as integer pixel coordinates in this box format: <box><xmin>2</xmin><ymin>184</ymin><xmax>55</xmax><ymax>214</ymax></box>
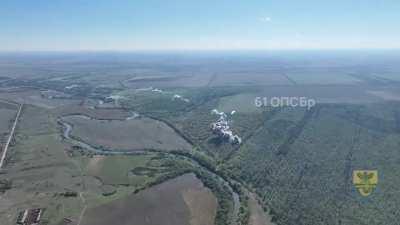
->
<box><xmin>59</xmin><ymin>115</ymin><xmax>240</xmax><ymax>225</ymax></box>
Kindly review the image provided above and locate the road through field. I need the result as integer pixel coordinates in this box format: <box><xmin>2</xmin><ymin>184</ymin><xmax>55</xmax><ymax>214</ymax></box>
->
<box><xmin>0</xmin><ymin>103</ymin><xmax>23</xmax><ymax>169</ymax></box>
<box><xmin>77</xmin><ymin>192</ymin><xmax>87</xmax><ymax>225</ymax></box>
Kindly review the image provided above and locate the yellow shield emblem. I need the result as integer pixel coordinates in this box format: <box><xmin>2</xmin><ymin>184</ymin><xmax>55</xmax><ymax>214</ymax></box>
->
<box><xmin>353</xmin><ymin>170</ymin><xmax>378</xmax><ymax>196</ymax></box>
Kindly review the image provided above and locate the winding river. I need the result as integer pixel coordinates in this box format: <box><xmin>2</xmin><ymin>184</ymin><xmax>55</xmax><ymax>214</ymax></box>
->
<box><xmin>59</xmin><ymin>115</ymin><xmax>240</xmax><ymax>225</ymax></box>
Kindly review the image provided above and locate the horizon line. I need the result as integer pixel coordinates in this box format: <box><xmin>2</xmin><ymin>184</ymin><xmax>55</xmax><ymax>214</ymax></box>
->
<box><xmin>1</xmin><ymin>48</ymin><xmax>400</xmax><ymax>54</ymax></box>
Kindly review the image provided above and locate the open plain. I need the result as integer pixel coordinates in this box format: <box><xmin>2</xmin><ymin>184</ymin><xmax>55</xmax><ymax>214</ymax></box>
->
<box><xmin>0</xmin><ymin>51</ymin><xmax>399</xmax><ymax>225</ymax></box>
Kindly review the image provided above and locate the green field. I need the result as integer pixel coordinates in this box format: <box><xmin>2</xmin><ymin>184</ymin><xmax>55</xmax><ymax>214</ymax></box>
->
<box><xmin>81</xmin><ymin>174</ymin><xmax>217</xmax><ymax>225</ymax></box>
<box><xmin>63</xmin><ymin>115</ymin><xmax>192</xmax><ymax>151</ymax></box>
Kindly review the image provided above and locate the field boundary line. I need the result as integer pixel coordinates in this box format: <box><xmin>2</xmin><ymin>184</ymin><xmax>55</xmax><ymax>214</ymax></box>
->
<box><xmin>0</xmin><ymin>98</ymin><xmax>19</xmax><ymax>107</ymax></box>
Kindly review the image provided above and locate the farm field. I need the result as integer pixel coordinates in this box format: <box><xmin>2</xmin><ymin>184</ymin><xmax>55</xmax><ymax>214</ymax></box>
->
<box><xmin>284</xmin><ymin>70</ymin><xmax>362</xmax><ymax>85</ymax></box>
<box><xmin>81</xmin><ymin>173</ymin><xmax>217</xmax><ymax>225</ymax></box>
<box><xmin>82</xmin><ymin>155</ymin><xmax>155</xmax><ymax>186</ymax></box>
<box><xmin>0</xmin><ymin>102</ymin><xmax>17</xmax><ymax>144</ymax></box>
<box><xmin>0</xmin><ymin>104</ymin><xmax>84</xmax><ymax>225</ymax></box>
<box><xmin>0</xmin><ymin>89</ymin><xmax>80</xmax><ymax>108</ymax></box>
<box><xmin>62</xmin><ymin>115</ymin><xmax>192</xmax><ymax>151</ymax></box>
<box><xmin>209</xmin><ymin>73</ymin><xmax>291</xmax><ymax>87</ymax></box>
<box><xmin>79</xmin><ymin>153</ymin><xmax>193</xmax><ymax>188</ymax></box>
<box><xmin>217</xmin><ymin>93</ymin><xmax>261</xmax><ymax>114</ymax></box>
<box><xmin>54</xmin><ymin>105</ymin><xmax>132</xmax><ymax>120</ymax></box>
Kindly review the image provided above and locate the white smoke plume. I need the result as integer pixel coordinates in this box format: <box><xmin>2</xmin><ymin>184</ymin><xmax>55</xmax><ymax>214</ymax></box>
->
<box><xmin>172</xmin><ymin>94</ymin><xmax>190</xmax><ymax>103</ymax></box>
<box><xmin>136</xmin><ymin>87</ymin><xmax>191</xmax><ymax>103</ymax></box>
<box><xmin>210</xmin><ymin>109</ymin><xmax>241</xmax><ymax>145</ymax></box>
<box><xmin>151</xmin><ymin>88</ymin><xmax>163</xmax><ymax>93</ymax></box>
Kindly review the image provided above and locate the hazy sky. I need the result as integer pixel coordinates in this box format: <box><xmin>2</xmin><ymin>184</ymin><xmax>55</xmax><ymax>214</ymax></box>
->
<box><xmin>1</xmin><ymin>0</ymin><xmax>399</xmax><ymax>51</ymax></box>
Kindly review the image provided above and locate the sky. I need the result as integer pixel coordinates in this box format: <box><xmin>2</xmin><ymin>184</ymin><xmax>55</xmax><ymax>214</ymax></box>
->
<box><xmin>0</xmin><ymin>0</ymin><xmax>399</xmax><ymax>51</ymax></box>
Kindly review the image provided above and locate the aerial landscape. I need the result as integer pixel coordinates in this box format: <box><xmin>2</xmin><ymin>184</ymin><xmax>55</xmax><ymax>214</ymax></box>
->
<box><xmin>1</xmin><ymin>1</ymin><xmax>400</xmax><ymax>225</ymax></box>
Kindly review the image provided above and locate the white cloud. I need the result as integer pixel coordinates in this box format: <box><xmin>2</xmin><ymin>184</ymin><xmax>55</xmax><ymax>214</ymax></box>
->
<box><xmin>260</xmin><ymin>16</ymin><xmax>272</xmax><ymax>22</ymax></box>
